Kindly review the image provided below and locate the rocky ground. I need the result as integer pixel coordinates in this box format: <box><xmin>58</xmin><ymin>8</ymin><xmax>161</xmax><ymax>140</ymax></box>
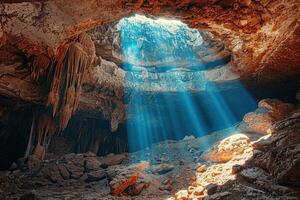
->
<box><xmin>0</xmin><ymin>94</ymin><xmax>300</xmax><ymax>200</ymax></box>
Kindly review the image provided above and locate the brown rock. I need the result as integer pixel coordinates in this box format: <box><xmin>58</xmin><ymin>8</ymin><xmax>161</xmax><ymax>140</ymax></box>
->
<box><xmin>231</xmin><ymin>164</ymin><xmax>244</xmax><ymax>174</ymax></box>
<box><xmin>100</xmin><ymin>154</ymin><xmax>127</xmax><ymax>168</ymax></box>
<box><xmin>107</xmin><ymin>161</ymin><xmax>150</xmax><ymax>196</ymax></box>
<box><xmin>41</xmin><ymin>164</ymin><xmax>63</xmax><ymax>183</ymax></box>
<box><xmin>196</xmin><ymin>164</ymin><xmax>208</xmax><ymax>173</ymax></box>
<box><xmin>239</xmin><ymin>167</ymin><xmax>270</xmax><ymax>183</ymax></box>
<box><xmin>57</xmin><ymin>164</ymin><xmax>70</xmax><ymax>180</ymax></box>
<box><xmin>240</xmin><ymin>99</ymin><xmax>295</xmax><ymax>134</ymax></box>
<box><xmin>202</xmin><ymin>134</ymin><xmax>251</xmax><ymax>163</ymax></box>
<box><xmin>66</xmin><ymin>164</ymin><xmax>84</xmax><ymax>179</ymax></box>
<box><xmin>86</xmin><ymin>170</ymin><xmax>106</xmax><ymax>182</ymax></box>
<box><xmin>193</xmin><ymin>186</ymin><xmax>205</xmax><ymax>196</ymax></box>
<box><xmin>151</xmin><ymin>164</ymin><xmax>174</xmax><ymax>175</ymax></box>
<box><xmin>27</xmin><ymin>156</ymin><xmax>41</xmax><ymax>171</ymax></box>
<box><xmin>84</xmin><ymin>157</ymin><xmax>101</xmax><ymax>172</ymax></box>
<box><xmin>175</xmin><ymin>190</ymin><xmax>189</xmax><ymax>200</ymax></box>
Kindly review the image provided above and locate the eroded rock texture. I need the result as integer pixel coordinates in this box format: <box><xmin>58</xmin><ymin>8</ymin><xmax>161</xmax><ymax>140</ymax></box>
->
<box><xmin>0</xmin><ymin>0</ymin><xmax>299</xmax><ymax>173</ymax></box>
<box><xmin>0</xmin><ymin>94</ymin><xmax>300</xmax><ymax>199</ymax></box>
<box><xmin>1</xmin><ymin>0</ymin><xmax>299</xmax><ymax>126</ymax></box>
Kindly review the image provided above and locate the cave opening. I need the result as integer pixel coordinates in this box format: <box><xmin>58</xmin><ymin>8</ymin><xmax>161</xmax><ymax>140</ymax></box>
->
<box><xmin>117</xmin><ymin>15</ymin><xmax>257</xmax><ymax>155</ymax></box>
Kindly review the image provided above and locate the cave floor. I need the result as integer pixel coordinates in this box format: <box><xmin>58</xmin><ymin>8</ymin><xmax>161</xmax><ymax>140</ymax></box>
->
<box><xmin>1</xmin><ymin>122</ymin><xmax>299</xmax><ymax>200</ymax></box>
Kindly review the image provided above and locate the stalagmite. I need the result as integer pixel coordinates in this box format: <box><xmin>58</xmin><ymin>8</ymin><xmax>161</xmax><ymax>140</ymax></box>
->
<box><xmin>32</xmin><ymin>114</ymin><xmax>57</xmax><ymax>160</ymax></box>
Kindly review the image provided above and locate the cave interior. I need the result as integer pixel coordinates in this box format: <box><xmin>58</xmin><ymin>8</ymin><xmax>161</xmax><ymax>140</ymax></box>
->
<box><xmin>0</xmin><ymin>0</ymin><xmax>299</xmax><ymax>199</ymax></box>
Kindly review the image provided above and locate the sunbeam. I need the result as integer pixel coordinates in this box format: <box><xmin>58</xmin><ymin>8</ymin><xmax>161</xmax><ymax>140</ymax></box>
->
<box><xmin>119</xmin><ymin>14</ymin><xmax>257</xmax><ymax>163</ymax></box>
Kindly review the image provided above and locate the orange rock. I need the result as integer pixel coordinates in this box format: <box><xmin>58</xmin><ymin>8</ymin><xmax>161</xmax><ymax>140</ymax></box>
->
<box><xmin>175</xmin><ymin>190</ymin><xmax>189</xmax><ymax>200</ymax></box>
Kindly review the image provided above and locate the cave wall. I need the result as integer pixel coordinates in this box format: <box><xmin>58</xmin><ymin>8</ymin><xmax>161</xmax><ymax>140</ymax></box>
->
<box><xmin>0</xmin><ymin>0</ymin><xmax>299</xmax><ymax>166</ymax></box>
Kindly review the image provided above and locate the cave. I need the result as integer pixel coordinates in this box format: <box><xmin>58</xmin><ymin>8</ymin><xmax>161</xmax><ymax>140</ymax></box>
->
<box><xmin>0</xmin><ymin>1</ymin><xmax>299</xmax><ymax>199</ymax></box>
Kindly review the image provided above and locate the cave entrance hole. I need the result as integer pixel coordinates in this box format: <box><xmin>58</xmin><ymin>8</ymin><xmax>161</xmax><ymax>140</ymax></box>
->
<box><xmin>117</xmin><ymin>14</ymin><xmax>257</xmax><ymax>160</ymax></box>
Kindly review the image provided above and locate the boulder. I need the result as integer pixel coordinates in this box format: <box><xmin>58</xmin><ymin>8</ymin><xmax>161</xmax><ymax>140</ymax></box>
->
<box><xmin>202</xmin><ymin>134</ymin><xmax>251</xmax><ymax>163</ymax></box>
<box><xmin>100</xmin><ymin>153</ymin><xmax>127</xmax><ymax>168</ymax></box>
<box><xmin>151</xmin><ymin>164</ymin><xmax>174</xmax><ymax>175</ymax></box>
<box><xmin>65</xmin><ymin>164</ymin><xmax>84</xmax><ymax>179</ymax></box>
<box><xmin>86</xmin><ymin>170</ymin><xmax>106</xmax><ymax>182</ymax></box>
<box><xmin>238</xmin><ymin>167</ymin><xmax>270</xmax><ymax>183</ymax></box>
<box><xmin>254</xmin><ymin>114</ymin><xmax>300</xmax><ymax>187</ymax></box>
<box><xmin>175</xmin><ymin>190</ymin><xmax>189</xmax><ymax>200</ymax></box>
<box><xmin>204</xmin><ymin>192</ymin><xmax>231</xmax><ymax>200</ymax></box>
<box><xmin>239</xmin><ymin>99</ymin><xmax>295</xmax><ymax>134</ymax></box>
<box><xmin>57</xmin><ymin>164</ymin><xmax>70</xmax><ymax>180</ymax></box>
<box><xmin>107</xmin><ymin>161</ymin><xmax>150</xmax><ymax>196</ymax></box>
<box><xmin>84</xmin><ymin>157</ymin><xmax>101</xmax><ymax>172</ymax></box>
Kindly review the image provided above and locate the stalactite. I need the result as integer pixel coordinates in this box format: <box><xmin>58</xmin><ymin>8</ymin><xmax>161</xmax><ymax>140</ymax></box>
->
<box><xmin>24</xmin><ymin>115</ymin><xmax>35</xmax><ymax>159</ymax></box>
<box><xmin>47</xmin><ymin>33</ymin><xmax>95</xmax><ymax>130</ymax></box>
<box><xmin>32</xmin><ymin>114</ymin><xmax>56</xmax><ymax>160</ymax></box>
<box><xmin>30</xmin><ymin>54</ymin><xmax>51</xmax><ymax>81</ymax></box>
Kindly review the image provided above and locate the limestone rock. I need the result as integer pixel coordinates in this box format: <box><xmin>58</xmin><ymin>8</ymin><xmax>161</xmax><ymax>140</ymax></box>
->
<box><xmin>239</xmin><ymin>99</ymin><xmax>295</xmax><ymax>134</ymax></box>
<box><xmin>202</xmin><ymin>134</ymin><xmax>251</xmax><ymax>163</ymax></box>
<box><xmin>175</xmin><ymin>190</ymin><xmax>189</xmax><ymax>200</ymax></box>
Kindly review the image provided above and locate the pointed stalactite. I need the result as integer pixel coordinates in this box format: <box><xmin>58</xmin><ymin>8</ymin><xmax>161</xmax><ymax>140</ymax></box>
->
<box><xmin>30</xmin><ymin>54</ymin><xmax>51</xmax><ymax>81</ymax></box>
<box><xmin>47</xmin><ymin>33</ymin><xmax>95</xmax><ymax>130</ymax></box>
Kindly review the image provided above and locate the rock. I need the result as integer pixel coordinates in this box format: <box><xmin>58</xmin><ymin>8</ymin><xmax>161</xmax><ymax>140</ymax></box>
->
<box><xmin>86</xmin><ymin>170</ymin><xmax>106</xmax><ymax>182</ymax></box>
<box><xmin>9</xmin><ymin>162</ymin><xmax>18</xmax><ymax>171</ymax></box>
<box><xmin>251</xmin><ymin>134</ymin><xmax>273</xmax><ymax>151</ymax></box>
<box><xmin>196</xmin><ymin>164</ymin><xmax>208</xmax><ymax>173</ymax></box>
<box><xmin>100</xmin><ymin>153</ymin><xmax>127</xmax><ymax>168</ymax></box>
<box><xmin>193</xmin><ymin>186</ymin><xmax>205</xmax><ymax>196</ymax></box>
<box><xmin>151</xmin><ymin>164</ymin><xmax>174</xmax><ymax>175</ymax></box>
<box><xmin>183</xmin><ymin>135</ymin><xmax>195</xmax><ymax>141</ymax></box>
<box><xmin>19</xmin><ymin>191</ymin><xmax>38</xmax><ymax>200</ymax></box>
<box><xmin>239</xmin><ymin>99</ymin><xmax>295</xmax><ymax>134</ymax></box>
<box><xmin>204</xmin><ymin>192</ymin><xmax>231</xmax><ymax>200</ymax></box>
<box><xmin>107</xmin><ymin>161</ymin><xmax>150</xmax><ymax>196</ymax></box>
<box><xmin>84</xmin><ymin>157</ymin><xmax>101</xmax><ymax>172</ymax></box>
<box><xmin>83</xmin><ymin>152</ymin><xmax>97</xmax><ymax>157</ymax></box>
<box><xmin>159</xmin><ymin>184</ymin><xmax>172</xmax><ymax>191</ymax></box>
<box><xmin>231</xmin><ymin>164</ymin><xmax>244</xmax><ymax>174</ymax></box>
<box><xmin>32</xmin><ymin>144</ymin><xmax>46</xmax><ymax>160</ymax></box>
<box><xmin>66</xmin><ymin>164</ymin><xmax>84</xmax><ymax>179</ymax></box>
<box><xmin>239</xmin><ymin>167</ymin><xmax>270</xmax><ymax>183</ymax></box>
<box><xmin>276</xmin><ymin>157</ymin><xmax>300</xmax><ymax>186</ymax></box>
<box><xmin>175</xmin><ymin>190</ymin><xmax>189</xmax><ymax>200</ymax></box>
<box><xmin>41</xmin><ymin>164</ymin><xmax>63</xmax><ymax>183</ymax></box>
<box><xmin>64</xmin><ymin>153</ymin><xmax>85</xmax><ymax>167</ymax></box>
<box><xmin>27</xmin><ymin>156</ymin><xmax>42</xmax><ymax>171</ymax></box>
<box><xmin>206</xmin><ymin>183</ymin><xmax>218</xmax><ymax>195</ymax></box>
<box><xmin>57</xmin><ymin>164</ymin><xmax>70</xmax><ymax>180</ymax></box>
<box><xmin>202</xmin><ymin>134</ymin><xmax>251</xmax><ymax>163</ymax></box>
<box><xmin>253</xmin><ymin>114</ymin><xmax>300</xmax><ymax>187</ymax></box>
